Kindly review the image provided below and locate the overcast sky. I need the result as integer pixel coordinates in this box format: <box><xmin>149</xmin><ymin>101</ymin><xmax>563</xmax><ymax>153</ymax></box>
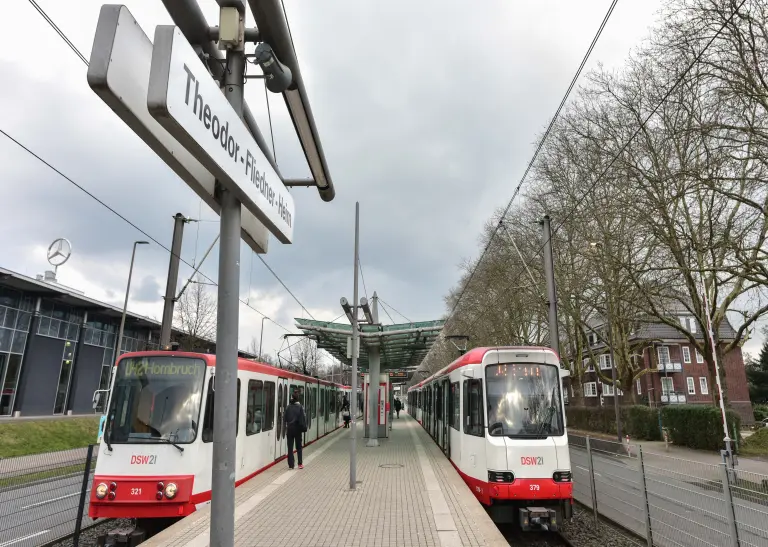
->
<box><xmin>2</xmin><ymin>0</ymin><xmax>759</xmax><ymax>363</ymax></box>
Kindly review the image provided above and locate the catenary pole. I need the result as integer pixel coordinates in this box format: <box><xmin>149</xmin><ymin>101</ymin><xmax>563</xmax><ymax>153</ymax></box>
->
<box><xmin>210</xmin><ymin>29</ymin><xmax>244</xmax><ymax>547</ymax></box>
<box><xmin>541</xmin><ymin>215</ymin><xmax>560</xmax><ymax>355</ymax></box>
<box><xmin>160</xmin><ymin>213</ymin><xmax>186</xmax><ymax>347</ymax></box>
<box><xmin>116</xmin><ymin>241</ymin><xmax>148</xmax><ymax>361</ymax></box>
<box><xmin>350</xmin><ymin>202</ymin><xmax>360</xmax><ymax>489</ymax></box>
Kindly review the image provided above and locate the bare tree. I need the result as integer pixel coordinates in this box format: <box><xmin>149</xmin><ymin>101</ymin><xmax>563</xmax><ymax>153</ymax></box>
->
<box><xmin>289</xmin><ymin>337</ymin><xmax>320</xmax><ymax>376</ymax></box>
<box><xmin>174</xmin><ymin>280</ymin><xmax>217</xmax><ymax>350</ymax></box>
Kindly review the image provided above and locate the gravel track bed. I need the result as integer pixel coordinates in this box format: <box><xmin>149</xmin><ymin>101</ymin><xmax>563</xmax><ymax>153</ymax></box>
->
<box><xmin>44</xmin><ymin>519</ymin><xmax>131</xmax><ymax>547</ymax></box>
<box><xmin>560</xmin><ymin>504</ymin><xmax>645</xmax><ymax>547</ymax></box>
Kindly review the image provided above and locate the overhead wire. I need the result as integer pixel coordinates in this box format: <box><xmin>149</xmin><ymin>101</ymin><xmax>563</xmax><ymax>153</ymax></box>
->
<box><xmin>358</xmin><ymin>257</ymin><xmax>370</xmax><ymax>302</ymax></box>
<box><xmin>0</xmin><ymin>127</ymin><xmax>292</xmax><ymax>334</ymax></box>
<box><xmin>27</xmin><ymin>0</ymin><xmax>88</xmax><ymax>66</ymax></box>
<box><xmin>378</xmin><ymin>298</ymin><xmax>413</xmax><ymax>324</ymax></box>
<box><xmin>458</xmin><ymin>0</ymin><xmax>750</xmax><ymax>336</ymax></box>
<box><xmin>26</xmin><ymin>0</ymin><xmax>318</xmax><ymax>333</ymax></box>
<box><xmin>442</xmin><ymin>0</ymin><xmax>619</xmax><ymax>326</ymax></box>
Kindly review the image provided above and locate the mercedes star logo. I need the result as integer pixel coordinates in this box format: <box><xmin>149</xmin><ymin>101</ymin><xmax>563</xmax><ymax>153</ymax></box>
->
<box><xmin>47</xmin><ymin>238</ymin><xmax>72</xmax><ymax>267</ymax></box>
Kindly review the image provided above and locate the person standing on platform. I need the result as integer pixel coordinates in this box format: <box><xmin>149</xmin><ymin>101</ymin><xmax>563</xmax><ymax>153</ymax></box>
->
<box><xmin>284</xmin><ymin>389</ymin><xmax>307</xmax><ymax>469</ymax></box>
<box><xmin>341</xmin><ymin>395</ymin><xmax>351</xmax><ymax>428</ymax></box>
<box><xmin>394</xmin><ymin>397</ymin><xmax>402</xmax><ymax>419</ymax></box>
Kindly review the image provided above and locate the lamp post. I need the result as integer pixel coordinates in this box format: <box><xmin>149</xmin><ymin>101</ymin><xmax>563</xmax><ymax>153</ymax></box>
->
<box><xmin>115</xmin><ymin>241</ymin><xmax>149</xmax><ymax>362</ymax></box>
<box><xmin>591</xmin><ymin>242</ymin><xmax>622</xmax><ymax>442</ymax></box>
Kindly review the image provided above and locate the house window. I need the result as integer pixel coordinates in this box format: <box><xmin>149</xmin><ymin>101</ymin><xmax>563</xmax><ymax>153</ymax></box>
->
<box><xmin>636</xmin><ymin>379</ymin><xmax>642</xmax><ymax>395</ymax></box>
<box><xmin>583</xmin><ymin>382</ymin><xmax>597</xmax><ymax>397</ymax></box>
<box><xmin>583</xmin><ymin>358</ymin><xmax>594</xmax><ymax>372</ymax></box>
<box><xmin>682</xmin><ymin>347</ymin><xmax>691</xmax><ymax>364</ymax></box>
<box><xmin>657</xmin><ymin>346</ymin><xmax>671</xmax><ymax>366</ymax></box>
<box><xmin>695</xmin><ymin>349</ymin><xmax>704</xmax><ymax>363</ymax></box>
<box><xmin>686</xmin><ymin>377</ymin><xmax>696</xmax><ymax>395</ymax></box>
<box><xmin>602</xmin><ymin>382</ymin><xmax>615</xmax><ymax>396</ymax></box>
<box><xmin>661</xmin><ymin>377</ymin><xmax>674</xmax><ymax>395</ymax></box>
<box><xmin>689</xmin><ymin>318</ymin><xmax>697</xmax><ymax>333</ymax></box>
<box><xmin>599</xmin><ymin>354</ymin><xmax>613</xmax><ymax>370</ymax></box>
<box><xmin>699</xmin><ymin>377</ymin><xmax>709</xmax><ymax>395</ymax></box>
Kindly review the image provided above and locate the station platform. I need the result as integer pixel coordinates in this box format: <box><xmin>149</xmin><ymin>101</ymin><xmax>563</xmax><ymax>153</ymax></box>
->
<box><xmin>144</xmin><ymin>415</ymin><xmax>508</xmax><ymax>547</ymax></box>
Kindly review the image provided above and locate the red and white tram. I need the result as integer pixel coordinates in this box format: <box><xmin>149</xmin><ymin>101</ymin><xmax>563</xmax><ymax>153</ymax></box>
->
<box><xmin>89</xmin><ymin>350</ymin><xmax>357</xmax><ymax>531</ymax></box>
<box><xmin>407</xmin><ymin>346</ymin><xmax>572</xmax><ymax>531</ymax></box>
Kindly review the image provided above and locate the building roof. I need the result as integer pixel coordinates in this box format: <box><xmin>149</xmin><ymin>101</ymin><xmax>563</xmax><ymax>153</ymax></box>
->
<box><xmin>0</xmin><ymin>266</ymin><xmax>255</xmax><ymax>358</ymax></box>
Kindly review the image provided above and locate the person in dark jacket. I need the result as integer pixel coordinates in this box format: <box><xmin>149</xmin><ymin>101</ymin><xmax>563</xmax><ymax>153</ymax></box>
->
<box><xmin>394</xmin><ymin>397</ymin><xmax>402</xmax><ymax>418</ymax></box>
<box><xmin>284</xmin><ymin>390</ymin><xmax>306</xmax><ymax>469</ymax></box>
<box><xmin>341</xmin><ymin>396</ymin><xmax>351</xmax><ymax>428</ymax></box>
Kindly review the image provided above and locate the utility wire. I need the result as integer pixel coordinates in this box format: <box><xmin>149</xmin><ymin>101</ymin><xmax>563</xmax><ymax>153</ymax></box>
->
<box><xmin>380</xmin><ymin>303</ymin><xmax>396</xmax><ymax>326</ymax></box>
<box><xmin>28</xmin><ymin>0</ymin><xmax>317</xmax><ymax>332</ymax></box>
<box><xmin>0</xmin><ymin>128</ymin><xmax>294</xmax><ymax>334</ymax></box>
<box><xmin>459</xmin><ymin>0</ymin><xmax>748</xmax><ymax>334</ymax></box>
<box><xmin>358</xmin><ymin>258</ymin><xmax>370</xmax><ymax>302</ymax></box>
<box><xmin>28</xmin><ymin>0</ymin><xmax>89</xmax><ymax>66</ymax></box>
<box><xmin>256</xmin><ymin>255</ymin><xmax>315</xmax><ymax>320</ymax></box>
<box><xmin>264</xmin><ymin>80</ymin><xmax>277</xmax><ymax>165</ymax></box>
<box><xmin>378</xmin><ymin>298</ymin><xmax>413</xmax><ymax>324</ymax></box>
<box><xmin>443</xmin><ymin>0</ymin><xmax>619</xmax><ymax>324</ymax></box>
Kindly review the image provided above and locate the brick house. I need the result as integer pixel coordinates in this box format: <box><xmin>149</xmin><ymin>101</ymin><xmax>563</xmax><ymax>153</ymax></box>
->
<box><xmin>565</xmin><ymin>313</ymin><xmax>754</xmax><ymax>424</ymax></box>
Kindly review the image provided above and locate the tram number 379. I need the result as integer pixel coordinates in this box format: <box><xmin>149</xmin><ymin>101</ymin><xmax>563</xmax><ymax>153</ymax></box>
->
<box><xmin>529</xmin><ymin>484</ymin><xmax>540</xmax><ymax>491</ymax></box>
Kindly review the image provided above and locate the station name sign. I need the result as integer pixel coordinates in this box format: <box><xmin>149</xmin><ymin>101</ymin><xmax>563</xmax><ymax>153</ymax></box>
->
<box><xmin>148</xmin><ymin>26</ymin><xmax>295</xmax><ymax>243</ymax></box>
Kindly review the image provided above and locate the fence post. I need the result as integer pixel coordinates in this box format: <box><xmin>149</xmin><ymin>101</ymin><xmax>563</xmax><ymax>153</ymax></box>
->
<box><xmin>719</xmin><ymin>458</ymin><xmax>740</xmax><ymax>547</ymax></box>
<box><xmin>585</xmin><ymin>436</ymin><xmax>599</xmax><ymax>527</ymax></box>
<box><xmin>638</xmin><ymin>447</ymin><xmax>653</xmax><ymax>547</ymax></box>
<box><xmin>73</xmin><ymin>444</ymin><xmax>94</xmax><ymax>547</ymax></box>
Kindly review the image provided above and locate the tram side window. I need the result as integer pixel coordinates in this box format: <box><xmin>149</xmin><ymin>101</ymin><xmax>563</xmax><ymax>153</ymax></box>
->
<box><xmin>203</xmin><ymin>378</ymin><xmax>241</xmax><ymax>442</ymax></box>
<box><xmin>463</xmin><ymin>379</ymin><xmax>483</xmax><ymax>437</ymax></box>
<box><xmin>450</xmin><ymin>382</ymin><xmax>460</xmax><ymax>430</ymax></box>
<box><xmin>246</xmin><ymin>380</ymin><xmax>264</xmax><ymax>435</ymax></box>
<box><xmin>263</xmin><ymin>381</ymin><xmax>275</xmax><ymax>432</ymax></box>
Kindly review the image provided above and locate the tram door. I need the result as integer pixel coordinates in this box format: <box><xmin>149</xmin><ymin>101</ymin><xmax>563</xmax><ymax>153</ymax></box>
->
<box><xmin>442</xmin><ymin>379</ymin><xmax>450</xmax><ymax>456</ymax></box>
<box><xmin>319</xmin><ymin>386</ymin><xmax>326</xmax><ymax>436</ymax></box>
<box><xmin>275</xmin><ymin>378</ymin><xmax>288</xmax><ymax>459</ymax></box>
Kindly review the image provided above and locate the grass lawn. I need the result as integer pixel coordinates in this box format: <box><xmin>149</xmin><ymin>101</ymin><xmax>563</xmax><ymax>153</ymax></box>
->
<box><xmin>740</xmin><ymin>428</ymin><xmax>768</xmax><ymax>458</ymax></box>
<box><xmin>0</xmin><ymin>416</ymin><xmax>100</xmax><ymax>458</ymax></box>
<box><xmin>0</xmin><ymin>463</ymin><xmax>86</xmax><ymax>489</ymax></box>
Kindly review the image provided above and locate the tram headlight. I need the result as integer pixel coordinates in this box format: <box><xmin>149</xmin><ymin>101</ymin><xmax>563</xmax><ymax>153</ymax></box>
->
<box><xmin>95</xmin><ymin>483</ymin><xmax>109</xmax><ymax>499</ymax></box>
<box><xmin>164</xmin><ymin>482</ymin><xmax>178</xmax><ymax>499</ymax></box>
<box><xmin>553</xmin><ymin>471</ymin><xmax>572</xmax><ymax>482</ymax></box>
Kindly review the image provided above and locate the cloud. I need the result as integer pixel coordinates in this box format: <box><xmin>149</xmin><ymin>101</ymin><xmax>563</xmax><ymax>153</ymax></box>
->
<box><xmin>2</xmin><ymin>0</ymin><xmax>723</xmax><ymax>366</ymax></box>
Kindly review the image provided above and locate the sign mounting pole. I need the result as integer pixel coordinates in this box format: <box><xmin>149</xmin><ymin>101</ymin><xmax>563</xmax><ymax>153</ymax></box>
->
<box><xmin>210</xmin><ymin>8</ymin><xmax>244</xmax><ymax>547</ymax></box>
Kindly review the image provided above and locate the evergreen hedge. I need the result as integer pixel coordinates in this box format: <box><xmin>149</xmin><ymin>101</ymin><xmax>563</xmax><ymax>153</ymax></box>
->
<box><xmin>566</xmin><ymin>404</ymin><xmax>741</xmax><ymax>450</ymax></box>
<box><xmin>660</xmin><ymin>405</ymin><xmax>741</xmax><ymax>451</ymax></box>
<box><xmin>566</xmin><ymin>405</ymin><xmax>661</xmax><ymax>441</ymax></box>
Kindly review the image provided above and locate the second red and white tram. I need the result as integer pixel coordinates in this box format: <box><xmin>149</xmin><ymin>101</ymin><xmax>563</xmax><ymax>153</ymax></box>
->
<box><xmin>89</xmin><ymin>350</ymin><xmax>359</xmax><ymax>534</ymax></box>
<box><xmin>408</xmin><ymin>346</ymin><xmax>572</xmax><ymax>531</ymax></box>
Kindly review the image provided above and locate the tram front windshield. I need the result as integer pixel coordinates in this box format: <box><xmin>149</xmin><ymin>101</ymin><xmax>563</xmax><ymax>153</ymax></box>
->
<box><xmin>485</xmin><ymin>363</ymin><xmax>564</xmax><ymax>438</ymax></box>
<box><xmin>107</xmin><ymin>356</ymin><xmax>206</xmax><ymax>444</ymax></box>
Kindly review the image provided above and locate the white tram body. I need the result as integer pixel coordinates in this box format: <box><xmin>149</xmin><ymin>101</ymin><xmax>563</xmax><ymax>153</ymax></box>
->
<box><xmin>408</xmin><ymin>346</ymin><xmax>572</xmax><ymax>530</ymax></box>
<box><xmin>89</xmin><ymin>351</ymin><xmax>358</xmax><ymax>522</ymax></box>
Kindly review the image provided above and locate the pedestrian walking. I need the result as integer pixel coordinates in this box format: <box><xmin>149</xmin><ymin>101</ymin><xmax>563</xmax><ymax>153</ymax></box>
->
<box><xmin>394</xmin><ymin>397</ymin><xmax>402</xmax><ymax>419</ymax></box>
<box><xmin>342</xmin><ymin>395</ymin><xmax>351</xmax><ymax>428</ymax></box>
<box><xmin>284</xmin><ymin>389</ymin><xmax>307</xmax><ymax>469</ymax></box>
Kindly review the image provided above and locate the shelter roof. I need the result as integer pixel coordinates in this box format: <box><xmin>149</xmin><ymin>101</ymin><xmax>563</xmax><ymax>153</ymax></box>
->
<box><xmin>294</xmin><ymin>318</ymin><xmax>444</xmax><ymax>371</ymax></box>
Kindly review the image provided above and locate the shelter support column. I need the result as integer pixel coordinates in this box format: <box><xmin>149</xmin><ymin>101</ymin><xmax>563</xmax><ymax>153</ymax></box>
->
<box><xmin>366</xmin><ymin>341</ymin><xmax>381</xmax><ymax>447</ymax></box>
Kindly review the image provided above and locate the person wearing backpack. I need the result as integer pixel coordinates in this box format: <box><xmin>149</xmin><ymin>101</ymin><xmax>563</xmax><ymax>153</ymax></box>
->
<box><xmin>284</xmin><ymin>389</ymin><xmax>307</xmax><ymax>469</ymax></box>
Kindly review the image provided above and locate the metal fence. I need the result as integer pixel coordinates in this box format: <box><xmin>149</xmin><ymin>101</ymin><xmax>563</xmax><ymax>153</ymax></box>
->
<box><xmin>569</xmin><ymin>434</ymin><xmax>768</xmax><ymax>547</ymax></box>
<box><xmin>0</xmin><ymin>445</ymin><xmax>98</xmax><ymax>547</ymax></box>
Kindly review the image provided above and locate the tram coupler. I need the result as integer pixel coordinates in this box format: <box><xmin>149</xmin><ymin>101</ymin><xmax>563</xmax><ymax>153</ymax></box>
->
<box><xmin>96</xmin><ymin>525</ymin><xmax>147</xmax><ymax>546</ymax></box>
<box><xmin>519</xmin><ymin>507</ymin><xmax>558</xmax><ymax>532</ymax></box>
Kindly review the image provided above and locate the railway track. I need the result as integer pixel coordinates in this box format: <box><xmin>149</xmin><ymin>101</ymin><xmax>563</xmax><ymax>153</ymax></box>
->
<box><xmin>498</xmin><ymin>524</ymin><xmax>575</xmax><ymax>546</ymax></box>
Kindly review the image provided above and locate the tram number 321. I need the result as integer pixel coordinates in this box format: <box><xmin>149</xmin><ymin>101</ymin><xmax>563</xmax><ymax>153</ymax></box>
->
<box><xmin>131</xmin><ymin>488</ymin><xmax>142</xmax><ymax>496</ymax></box>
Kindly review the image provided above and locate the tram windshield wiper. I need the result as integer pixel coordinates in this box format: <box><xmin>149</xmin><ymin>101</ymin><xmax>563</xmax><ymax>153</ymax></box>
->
<box><xmin>148</xmin><ymin>437</ymin><xmax>185</xmax><ymax>453</ymax></box>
